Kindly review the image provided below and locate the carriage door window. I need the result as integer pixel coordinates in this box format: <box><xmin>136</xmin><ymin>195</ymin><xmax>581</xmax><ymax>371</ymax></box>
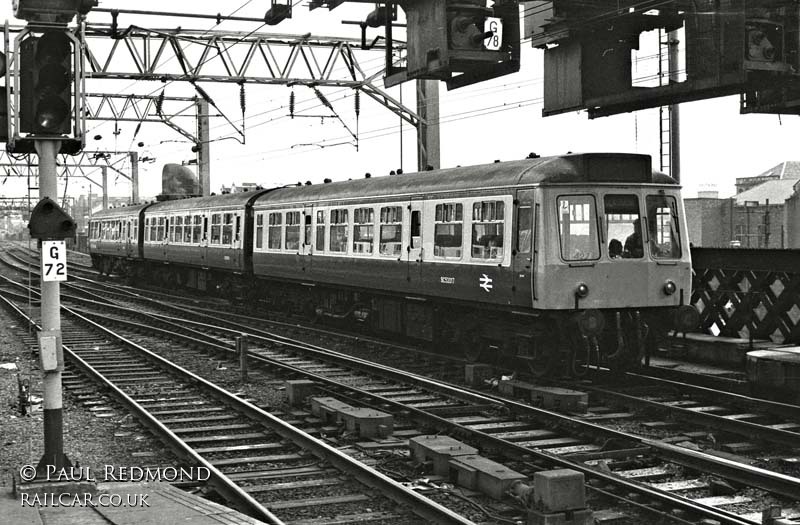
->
<box><xmin>557</xmin><ymin>196</ymin><xmax>599</xmax><ymax>261</ymax></box>
<box><xmin>471</xmin><ymin>201</ymin><xmax>505</xmax><ymax>261</ymax></box>
<box><xmin>255</xmin><ymin>214</ymin><xmax>264</xmax><ymax>249</ymax></box>
<box><xmin>410</xmin><ymin>210</ymin><xmax>421</xmax><ymax>249</ymax></box>
<box><xmin>315</xmin><ymin>210</ymin><xmax>326</xmax><ymax>252</ymax></box>
<box><xmin>353</xmin><ymin>208</ymin><xmax>375</xmax><ymax>254</ymax></box>
<box><xmin>203</xmin><ymin>217</ymin><xmax>209</xmax><ymax>242</ymax></box>
<box><xmin>304</xmin><ymin>213</ymin><xmax>312</xmax><ymax>246</ymax></box>
<box><xmin>268</xmin><ymin>212</ymin><xmax>282</xmax><ymax>249</ymax></box>
<box><xmin>647</xmin><ymin>195</ymin><xmax>681</xmax><ymax>258</ymax></box>
<box><xmin>517</xmin><ymin>205</ymin><xmax>532</xmax><ymax>254</ymax></box>
<box><xmin>380</xmin><ymin>206</ymin><xmax>403</xmax><ymax>256</ymax></box>
<box><xmin>235</xmin><ymin>215</ymin><xmax>242</xmax><ymax>243</ymax></box>
<box><xmin>194</xmin><ymin>216</ymin><xmax>203</xmax><ymax>243</ymax></box>
<box><xmin>603</xmin><ymin>194</ymin><xmax>641</xmax><ymax>259</ymax></box>
<box><xmin>285</xmin><ymin>211</ymin><xmax>301</xmax><ymax>250</ymax></box>
<box><xmin>434</xmin><ymin>203</ymin><xmax>463</xmax><ymax>259</ymax></box>
<box><xmin>210</xmin><ymin>214</ymin><xmax>222</xmax><ymax>245</ymax></box>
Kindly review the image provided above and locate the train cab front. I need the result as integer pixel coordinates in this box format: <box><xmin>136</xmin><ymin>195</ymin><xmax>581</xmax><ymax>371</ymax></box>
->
<box><xmin>534</xmin><ymin>186</ymin><xmax>698</xmax><ymax>374</ymax></box>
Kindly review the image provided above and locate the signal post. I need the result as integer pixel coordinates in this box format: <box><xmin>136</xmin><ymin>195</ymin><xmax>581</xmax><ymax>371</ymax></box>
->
<box><xmin>10</xmin><ymin>0</ymin><xmax>93</xmax><ymax>477</ymax></box>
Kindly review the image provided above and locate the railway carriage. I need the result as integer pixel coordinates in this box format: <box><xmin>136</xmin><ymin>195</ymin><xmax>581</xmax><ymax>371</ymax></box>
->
<box><xmin>88</xmin><ymin>203</ymin><xmax>149</xmax><ymax>275</ymax></box>
<box><xmin>89</xmin><ymin>153</ymin><xmax>697</xmax><ymax>374</ymax></box>
<box><xmin>138</xmin><ymin>192</ymin><xmax>268</xmax><ymax>290</ymax></box>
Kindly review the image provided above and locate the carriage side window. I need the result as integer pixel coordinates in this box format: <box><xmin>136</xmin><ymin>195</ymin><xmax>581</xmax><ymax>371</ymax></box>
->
<box><xmin>172</xmin><ymin>216</ymin><xmax>182</xmax><ymax>243</ymax></box>
<box><xmin>268</xmin><ymin>212</ymin><xmax>282</xmax><ymax>249</ymax></box>
<box><xmin>193</xmin><ymin>216</ymin><xmax>203</xmax><ymax>243</ymax></box>
<box><xmin>133</xmin><ymin>219</ymin><xmax>138</xmax><ymax>240</ymax></box>
<box><xmin>183</xmin><ymin>215</ymin><xmax>192</xmax><ymax>243</ymax></box>
<box><xmin>434</xmin><ymin>203</ymin><xmax>463</xmax><ymax>259</ymax></box>
<box><xmin>285</xmin><ymin>211</ymin><xmax>301</xmax><ymax>250</ymax></box>
<box><xmin>647</xmin><ymin>195</ymin><xmax>681</xmax><ymax>258</ymax></box>
<box><xmin>145</xmin><ymin>218</ymin><xmax>151</xmax><ymax>241</ymax></box>
<box><xmin>353</xmin><ymin>207</ymin><xmax>375</xmax><ymax>254</ymax></box>
<box><xmin>379</xmin><ymin>206</ymin><xmax>402</xmax><ymax>256</ymax></box>
<box><xmin>315</xmin><ymin>210</ymin><xmax>326</xmax><ymax>252</ymax></box>
<box><xmin>604</xmin><ymin>194</ymin><xmax>641</xmax><ymax>259</ymax></box>
<box><xmin>517</xmin><ymin>205</ymin><xmax>532</xmax><ymax>254</ymax></box>
<box><xmin>210</xmin><ymin>214</ymin><xmax>222</xmax><ymax>245</ymax></box>
<box><xmin>222</xmin><ymin>213</ymin><xmax>234</xmax><ymax>245</ymax></box>
<box><xmin>557</xmin><ymin>195</ymin><xmax>599</xmax><ymax>261</ymax></box>
<box><xmin>255</xmin><ymin>214</ymin><xmax>264</xmax><ymax>249</ymax></box>
<box><xmin>472</xmin><ymin>201</ymin><xmax>505</xmax><ymax>260</ymax></box>
<box><xmin>329</xmin><ymin>209</ymin><xmax>348</xmax><ymax>253</ymax></box>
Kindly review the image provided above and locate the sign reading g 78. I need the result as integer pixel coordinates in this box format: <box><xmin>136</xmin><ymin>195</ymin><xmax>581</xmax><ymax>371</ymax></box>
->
<box><xmin>41</xmin><ymin>240</ymin><xmax>67</xmax><ymax>282</ymax></box>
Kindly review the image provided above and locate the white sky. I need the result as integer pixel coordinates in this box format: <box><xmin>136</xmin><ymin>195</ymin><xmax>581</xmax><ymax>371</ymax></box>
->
<box><xmin>3</xmin><ymin>1</ymin><xmax>800</xmax><ymax>203</ymax></box>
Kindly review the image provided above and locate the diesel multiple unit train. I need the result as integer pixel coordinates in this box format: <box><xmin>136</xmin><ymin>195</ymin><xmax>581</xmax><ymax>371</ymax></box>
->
<box><xmin>88</xmin><ymin>153</ymin><xmax>698</xmax><ymax>374</ymax></box>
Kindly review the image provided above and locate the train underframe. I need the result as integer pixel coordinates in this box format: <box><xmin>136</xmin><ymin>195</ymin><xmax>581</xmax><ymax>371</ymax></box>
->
<box><xmin>93</xmin><ymin>255</ymin><xmax>696</xmax><ymax>376</ymax></box>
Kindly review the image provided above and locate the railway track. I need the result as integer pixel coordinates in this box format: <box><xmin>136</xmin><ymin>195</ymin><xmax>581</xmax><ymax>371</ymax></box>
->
<box><xmin>6</xmin><ymin>281</ymin><xmax>799</xmax><ymax>524</ymax></box>
<box><xmin>0</xmin><ymin>278</ymin><xmax>474</xmax><ymax>525</ymax></box>
<box><xmin>5</xmin><ymin>245</ymin><xmax>800</xmax><ymax>523</ymax></box>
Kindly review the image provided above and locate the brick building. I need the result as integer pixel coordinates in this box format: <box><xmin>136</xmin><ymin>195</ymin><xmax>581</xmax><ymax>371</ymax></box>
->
<box><xmin>684</xmin><ymin>161</ymin><xmax>800</xmax><ymax>248</ymax></box>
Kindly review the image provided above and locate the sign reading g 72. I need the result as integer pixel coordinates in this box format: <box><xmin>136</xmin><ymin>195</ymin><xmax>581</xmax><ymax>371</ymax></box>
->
<box><xmin>41</xmin><ymin>240</ymin><xmax>67</xmax><ymax>282</ymax></box>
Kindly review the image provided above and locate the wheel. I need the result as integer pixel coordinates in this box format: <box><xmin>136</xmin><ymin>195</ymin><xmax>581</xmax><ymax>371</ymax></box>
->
<box><xmin>461</xmin><ymin>329</ymin><xmax>483</xmax><ymax>363</ymax></box>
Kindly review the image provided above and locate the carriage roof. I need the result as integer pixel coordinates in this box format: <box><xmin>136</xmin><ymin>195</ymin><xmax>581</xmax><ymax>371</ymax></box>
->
<box><xmin>254</xmin><ymin>153</ymin><xmax>675</xmax><ymax>207</ymax></box>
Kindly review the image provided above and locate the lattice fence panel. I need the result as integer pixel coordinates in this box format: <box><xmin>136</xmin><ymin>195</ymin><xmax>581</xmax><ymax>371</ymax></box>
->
<box><xmin>691</xmin><ymin>248</ymin><xmax>800</xmax><ymax>344</ymax></box>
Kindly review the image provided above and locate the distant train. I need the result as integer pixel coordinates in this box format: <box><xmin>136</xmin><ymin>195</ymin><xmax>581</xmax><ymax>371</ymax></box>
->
<box><xmin>88</xmin><ymin>153</ymin><xmax>698</xmax><ymax>374</ymax></box>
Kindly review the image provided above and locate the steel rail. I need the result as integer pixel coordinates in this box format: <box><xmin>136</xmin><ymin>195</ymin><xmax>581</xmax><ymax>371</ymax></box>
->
<box><xmin>0</xmin><ymin>278</ymin><xmax>477</xmax><ymax>525</ymax></box>
<box><xmin>67</xmin><ymin>292</ymin><xmax>800</xmax><ymax>506</ymax></box>
<box><xmin>0</xmin><ymin>292</ymin><xmax>284</xmax><ymax>525</ymax></box>
<box><xmin>562</xmin><ymin>380</ymin><xmax>800</xmax><ymax>448</ymax></box>
<box><xmin>67</xmin><ymin>304</ymin><xmax>770</xmax><ymax>525</ymax></box>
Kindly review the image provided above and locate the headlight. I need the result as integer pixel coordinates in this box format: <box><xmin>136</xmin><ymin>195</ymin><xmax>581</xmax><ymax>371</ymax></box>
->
<box><xmin>663</xmin><ymin>280</ymin><xmax>677</xmax><ymax>295</ymax></box>
<box><xmin>575</xmin><ymin>283</ymin><xmax>589</xmax><ymax>298</ymax></box>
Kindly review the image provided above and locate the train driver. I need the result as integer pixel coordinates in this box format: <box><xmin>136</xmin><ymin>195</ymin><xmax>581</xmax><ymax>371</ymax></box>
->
<box><xmin>623</xmin><ymin>219</ymin><xmax>643</xmax><ymax>258</ymax></box>
<box><xmin>608</xmin><ymin>239</ymin><xmax>623</xmax><ymax>259</ymax></box>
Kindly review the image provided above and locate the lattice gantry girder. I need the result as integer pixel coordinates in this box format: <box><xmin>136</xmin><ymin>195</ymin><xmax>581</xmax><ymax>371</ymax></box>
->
<box><xmin>690</xmin><ymin>248</ymin><xmax>800</xmax><ymax>344</ymax></box>
<box><xmin>85</xmin><ymin>27</ymin><xmax>371</xmax><ymax>86</ymax></box>
<box><xmin>81</xmin><ymin>25</ymin><xmax>420</xmax><ymax>126</ymax></box>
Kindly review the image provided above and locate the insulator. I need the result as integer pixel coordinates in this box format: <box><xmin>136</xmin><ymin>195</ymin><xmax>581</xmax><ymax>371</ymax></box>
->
<box><xmin>289</xmin><ymin>91</ymin><xmax>295</xmax><ymax>119</ymax></box>
<box><xmin>239</xmin><ymin>83</ymin><xmax>246</xmax><ymax>115</ymax></box>
<box><xmin>156</xmin><ymin>89</ymin><xmax>165</xmax><ymax>116</ymax></box>
<box><xmin>314</xmin><ymin>88</ymin><xmax>333</xmax><ymax>110</ymax></box>
<box><xmin>354</xmin><ymin>90</ymin><xmax>360</xmax><ymax>118</ymax></box>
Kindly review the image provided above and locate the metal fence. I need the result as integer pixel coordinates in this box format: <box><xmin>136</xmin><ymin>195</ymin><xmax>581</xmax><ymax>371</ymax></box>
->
<box><xmin>690</xmin><ymin>248</ymin><xmax>800</xmax><ymax>344</ymax></box>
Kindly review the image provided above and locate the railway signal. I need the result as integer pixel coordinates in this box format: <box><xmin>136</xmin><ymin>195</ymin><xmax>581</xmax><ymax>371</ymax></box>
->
<box><xmin>390</xmin><ymin>0</ymin><xmax>520</xmax><ymax>89</ymax></box>
<box><xmin>20</xmin><ymin>30</ymin><xmax>73</xmax><ymax>136</ymax></box>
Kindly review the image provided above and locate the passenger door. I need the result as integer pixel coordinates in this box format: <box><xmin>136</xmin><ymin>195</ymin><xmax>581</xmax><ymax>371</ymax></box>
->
<box><xmin>406</xmin><ymin>201</ymin><xmax>423</xmax><ymax>283</ymax></box>
<box><xmin>513</xmin><ymin>191</ymin><xmax>535</xmax><ymax>306</ymax></box>
<box><xmin>301</xmin><ymin>205</ymin><xmax>313</xmax><ymax>273</ymax></box>
<box><xmin>233</xmin><ymin>213</ymin><xmax>242</xmax><ymax>268</ymax></box>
